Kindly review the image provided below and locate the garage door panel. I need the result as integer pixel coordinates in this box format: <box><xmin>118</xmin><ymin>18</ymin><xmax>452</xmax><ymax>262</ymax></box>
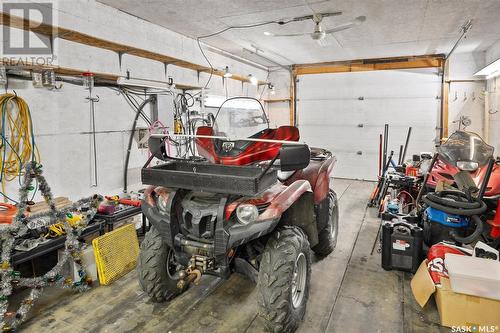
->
<box><xmin>300</xmin><ymin>125</ymin><xmax>434</xmax><ymax>157</ymax></box>
<box><xmin>298</xmin><ymin>69</ymin><xmax>440</xmax><ymax>100</ymax></box>
<box><xmin>326</xmin><ymin>152</ymin><xmax>380</xmax><ymax>180</ymax></box>
<box><xmin>297</xmin><ymin>100</ymin><xmax>362</xmax><ymax>125</ymax></box>
<box><xmin>298</xmin><ymin>98</ymin><xmax>438</xmax><ymax>127</ymax></box>
<box><xmin>297</xmin><ymin>68</ymin><xmax>439</xmax><ymax>180</ymax></box>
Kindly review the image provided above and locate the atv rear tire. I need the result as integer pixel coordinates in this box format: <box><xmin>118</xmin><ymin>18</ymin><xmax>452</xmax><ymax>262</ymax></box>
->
<box><xmin>258</xmin><ymin>226</ymin><xmax>311</xmax><ymax>333</ymax></box>
<box><xmin>312</xmin><ymin>189</ymin><xmax>339</xmax><ymax>257</ymax></box>
<box><xmin>138</xmin><ymin>226</ymin><xmax>182</xmax><ymax>302</ymax></box>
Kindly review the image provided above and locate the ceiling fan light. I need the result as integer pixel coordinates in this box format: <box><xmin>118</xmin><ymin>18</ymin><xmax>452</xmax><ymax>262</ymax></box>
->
<box><xmin>311</xmin><ymin>31</ymin><xmax>326</xmax><ymax>40</ymax></box>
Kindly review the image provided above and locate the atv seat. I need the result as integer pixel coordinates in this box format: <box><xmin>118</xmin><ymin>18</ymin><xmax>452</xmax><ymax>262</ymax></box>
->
<box><xmin>196</xmin><ymin>126</ymin><xmax>300</xmax><ymax>166</ymax></box>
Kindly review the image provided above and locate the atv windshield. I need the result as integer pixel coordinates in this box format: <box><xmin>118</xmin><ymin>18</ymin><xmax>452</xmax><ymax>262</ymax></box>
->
<box><xmin>438</xmin><ymin>131</ymin><xmax>494</xmax><ymax>167</ymax></box>
<box><xmin>213</xmin><ymin>97</ymin><xmax>269</xmax><ymax>139</ymax></box>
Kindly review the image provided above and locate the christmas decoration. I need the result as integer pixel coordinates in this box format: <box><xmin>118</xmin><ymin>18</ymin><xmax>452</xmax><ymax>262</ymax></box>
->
<box><xmin>0</xmin><ymin>162</ymin><xmax>102</xmax><ymax>331</ymax></box>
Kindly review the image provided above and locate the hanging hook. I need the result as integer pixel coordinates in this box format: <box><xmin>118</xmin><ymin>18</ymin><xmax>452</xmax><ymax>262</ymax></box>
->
<box><xmin>453</xmin><ymin>91</ymin><xmax>458</xmax><ymax>101</ymax></box>
<box><xmin>85</xmin><ymin>95</ymin><xmax>99</xmax><ymax>103</ymax></box>
<box><xmin>463</xmin><ymin>91</ymin><xmax>467</xmax><ymax>101</ymax></box>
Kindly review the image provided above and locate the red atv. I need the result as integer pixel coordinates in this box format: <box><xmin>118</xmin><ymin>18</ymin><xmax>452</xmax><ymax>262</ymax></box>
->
<box><xmin>138</xmin><ymin>97</ymin><xmax>338</xmax><ymax>332</ymax></box>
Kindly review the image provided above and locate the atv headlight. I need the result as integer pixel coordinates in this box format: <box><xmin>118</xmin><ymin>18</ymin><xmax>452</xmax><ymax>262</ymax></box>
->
<box><xmin>236</xmin><ymin>204</ymin><xmax>259</xmax><ymax>225</ymax></box>
<box><xmin>457</xmin><ymin>161</ymin><xmax>478</xmax><ymax>171</ymax></box>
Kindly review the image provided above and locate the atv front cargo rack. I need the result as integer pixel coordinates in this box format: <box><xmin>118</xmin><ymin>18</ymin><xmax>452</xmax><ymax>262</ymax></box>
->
<box><xmin>141</xmin><ymin>160</ymin><xmax>278</xmax><ymax>196</ymax></box>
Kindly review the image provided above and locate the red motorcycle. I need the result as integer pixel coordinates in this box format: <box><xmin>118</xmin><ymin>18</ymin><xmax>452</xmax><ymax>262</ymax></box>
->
<box><xmin>139</xmin><ymin>97</ymin><xmax>338</xmax><ymax>333</ymax></box>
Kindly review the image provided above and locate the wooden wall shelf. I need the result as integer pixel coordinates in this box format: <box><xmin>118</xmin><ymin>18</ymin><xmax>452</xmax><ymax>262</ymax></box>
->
<box><xmin>0</xmin><ymin>12</ymin><xmax>267</xmax><ymax>86</ymax></box>
<box><xmin>262</xmin><ymin>98</ymin><xmax>291</xmax><ymax>103</ymax></box>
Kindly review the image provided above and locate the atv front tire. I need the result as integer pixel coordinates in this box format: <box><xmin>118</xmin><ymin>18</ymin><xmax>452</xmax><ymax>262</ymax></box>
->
<box><xmin>138</xmin><ymin>226</ymin><xmax>182</xmax><ymax>302</ymax></box>
<box><xmin>258</xmin><ymin>226</ymin><xmax>311</xmax><ymax>333</ymax></box>
<box><xmin>312</xmin><ymin>189</ymin><xmax>339</xmax><ymax>256</ymax></box>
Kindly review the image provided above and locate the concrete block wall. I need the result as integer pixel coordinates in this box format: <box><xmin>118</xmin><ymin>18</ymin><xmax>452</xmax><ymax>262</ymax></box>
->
<box><xmin>267</xmin><ymin>69</ymin><xmax>293</xmax><ymax>128</ymax></box>
<box><xmin>485</xmin><ymin>40</ymin><xmax>500</xmax><ymax>155</ymax></box>
<box><xmin>1</xmin><ymin>0</ymin><xmax>268</xmax><ymax>201</ymax></box>
<box><xmin>447</xmin><ymin>52</ymin><xmax>486</xmax><ymax>136</ymax></box>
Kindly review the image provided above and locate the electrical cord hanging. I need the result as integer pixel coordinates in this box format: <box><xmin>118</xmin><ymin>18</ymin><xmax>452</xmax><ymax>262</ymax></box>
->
<box><xmin>123</xmin><ymin>96</ymin><xmax>155</xmax><ymax>192</ymax></box>
<box><xmin>196</xmin><ymin>20</ymin><xmax>291</xmax><ymax>89</ymax></box>
<box><xmin>0</xmin><ymin>93</ymin><xmax>40</xmax><ymax>202</ymax></box>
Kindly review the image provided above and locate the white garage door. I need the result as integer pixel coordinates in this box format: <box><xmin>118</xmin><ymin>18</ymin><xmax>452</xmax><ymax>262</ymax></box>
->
<box><xmin>297</xmin><ymin>69</ymin><xmax>441</xmax><ymax>180</ymax></box>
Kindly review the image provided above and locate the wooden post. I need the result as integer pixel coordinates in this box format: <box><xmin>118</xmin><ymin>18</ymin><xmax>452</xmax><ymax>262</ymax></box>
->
<box><xmin>441</xmin><ymin>59</ymin><xmax>450</xmax><ymax>140</ymax></box>
<box><xmin>290</xmin><ymin>71</ymin><xmax>296</xmax><ymax>126</ymax></box>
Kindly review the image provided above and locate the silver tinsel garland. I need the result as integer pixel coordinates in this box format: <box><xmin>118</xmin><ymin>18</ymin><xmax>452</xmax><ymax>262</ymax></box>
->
<box><xmin>0</xmin><ymin>162</ymin><xmax>102</xmax><ymax>331</ymax></box>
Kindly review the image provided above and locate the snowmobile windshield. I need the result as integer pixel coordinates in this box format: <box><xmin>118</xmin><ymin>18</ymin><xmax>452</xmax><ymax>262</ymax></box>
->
<box><xmin>438</xmin><ymin>131</ymin><xmax>494</xmax><ymax>169</ymax></box>
<box><xmin>213</xmin><ymin>97</ymin><xmax>269</xmax><ymax>139</ymax></box>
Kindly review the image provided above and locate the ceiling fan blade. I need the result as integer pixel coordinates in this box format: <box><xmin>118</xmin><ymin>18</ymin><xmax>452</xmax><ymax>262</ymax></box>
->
<box><xmin>292</xmin><ymin>11</ymin><xmax>342</xmax><ymax>22</ymax></box>
<box><xmin>324</xmin><ymin>16</ymin><xmax>366</xmax><ymax>34</ymax></box>
<box><xmin>320</xmin><ymin>11</ymin><xmax>344</xmax><ymax>19</ymax></box>
<box><xmin>316</xmin><ymin>34</ymin><xmax>342</xmax><ymax>48</ymax></box>
<box><xmin>265</xmin><ymin>31</ymin><xmax>312</xmax><ymax>37</ymax></box>
<box><xmin>316</xmin><ymin>37</ymin><xmax>331</xmax><ymax>47</ymax></box>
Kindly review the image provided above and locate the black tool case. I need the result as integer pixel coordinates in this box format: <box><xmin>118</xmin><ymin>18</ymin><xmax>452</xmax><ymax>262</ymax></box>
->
<box><xmin>381</xmin><ymin>220</ymin><xmax>423</xmax><ymax>273</ymax></box>
<box><xmin>141</xmin><ymin>160</ymin><xmax>277</xmax><ymax>196</ymax></box>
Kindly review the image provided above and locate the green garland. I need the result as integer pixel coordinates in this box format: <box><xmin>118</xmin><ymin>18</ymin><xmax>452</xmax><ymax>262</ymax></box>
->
<box><xmin>0</xmin><ymin>162</ymin><xmax>102</xmax><ymax>331</ymax></box>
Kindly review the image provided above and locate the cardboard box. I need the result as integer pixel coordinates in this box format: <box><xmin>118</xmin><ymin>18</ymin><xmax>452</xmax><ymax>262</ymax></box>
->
<box><xmin>411</xmin><ymin>260</ymin><xmax>500</xmax><ymax>328</ymax></box>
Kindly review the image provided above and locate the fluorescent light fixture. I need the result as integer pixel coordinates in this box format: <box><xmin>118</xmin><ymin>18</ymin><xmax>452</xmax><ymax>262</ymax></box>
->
<box><xmin>223</xmin><ymin>66</ymin><xmax>233</xmax><ymax>78</ymax></box>
<box><xmin>248</xmin><ymin>74</ymin><xmax>258</xmax><ymax>85</ymax></box>
<box><xmin>474</xmin><ymin>58</ymin><xmax>500</xmax><ymax>79</ymax></box>
<box><xmin>117</xmin><ymin>77</ymin><xmax>174</xmax><ymax>90</ymax></box>
<box><xmin>263</xmin><ymin>31</ymin><xmax>273</xmax><ymax>36</ymax></box>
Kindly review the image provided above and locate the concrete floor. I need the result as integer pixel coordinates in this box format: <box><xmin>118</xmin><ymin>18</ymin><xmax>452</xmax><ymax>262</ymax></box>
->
<box><xmin>19</xmin><ymin>179</ymin><xmax>448</xmax><ymax>332</ymax></box>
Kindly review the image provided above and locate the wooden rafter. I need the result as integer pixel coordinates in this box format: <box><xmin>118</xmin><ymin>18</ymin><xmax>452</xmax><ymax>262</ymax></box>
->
<box><xmin>0</xmin><ymin>12</ymin><xmax>267</xmax><ymax>85</ymax></box>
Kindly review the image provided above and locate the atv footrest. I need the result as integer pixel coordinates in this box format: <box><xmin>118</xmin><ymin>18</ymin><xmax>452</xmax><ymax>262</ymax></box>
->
<box><xmin>142</xmin><ymin>160</ymin><xmax>277</xmax><ymax>196</ymax></box>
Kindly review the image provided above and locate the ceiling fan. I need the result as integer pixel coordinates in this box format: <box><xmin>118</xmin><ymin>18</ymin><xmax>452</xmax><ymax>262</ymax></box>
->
<box><xmin>264</xmin><ymin>12</ymin><xmax>366</xmax><ymax>45</ymax></box>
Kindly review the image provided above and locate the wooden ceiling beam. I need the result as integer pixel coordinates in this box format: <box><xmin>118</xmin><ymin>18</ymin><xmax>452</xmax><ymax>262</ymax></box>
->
<box><xmin>293</xmin><ymin>55</ymin><xmax>444</xmax><ymax>75</ymax></box>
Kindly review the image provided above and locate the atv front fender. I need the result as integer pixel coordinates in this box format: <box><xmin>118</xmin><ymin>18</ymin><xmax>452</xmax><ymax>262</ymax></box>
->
<box><xmin>258</xmin><ymin>180</ymin><xmax>319</xmax><ymax>247</ymax></box>
<box><xmin>259</xmin><ymin>180</ymin><xmax>312</xmax><ymax>221</ymax></box>
<box><xmin>141</xmin><ymin>189</ymin><xmax>178</xmax><ymax>248</ymax></box>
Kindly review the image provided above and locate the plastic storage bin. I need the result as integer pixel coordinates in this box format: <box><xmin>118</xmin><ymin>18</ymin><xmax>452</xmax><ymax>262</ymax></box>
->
<box><xmin>445</xmin><ymin>253</ymin><xmax>500</xmax><ymax>301</ymax></box>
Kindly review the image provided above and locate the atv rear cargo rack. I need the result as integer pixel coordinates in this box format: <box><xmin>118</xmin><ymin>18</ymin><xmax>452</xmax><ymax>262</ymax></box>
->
<box><xmin>141</xmin><ymin>160</ymin><xmax>277</xmax><ymax>196</ymax></box>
